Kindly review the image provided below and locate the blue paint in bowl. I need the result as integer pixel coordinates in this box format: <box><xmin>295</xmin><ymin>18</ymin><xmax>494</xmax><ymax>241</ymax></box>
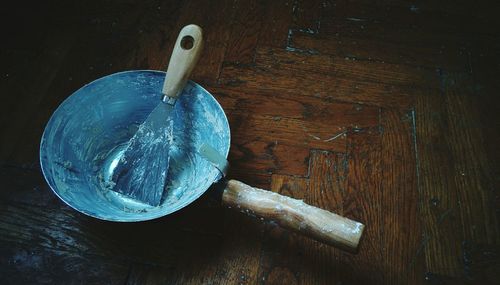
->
<box><xmin>40</xmin><ymin>70</ymin><xmax>230</xmax><ymax>221</ymax></box>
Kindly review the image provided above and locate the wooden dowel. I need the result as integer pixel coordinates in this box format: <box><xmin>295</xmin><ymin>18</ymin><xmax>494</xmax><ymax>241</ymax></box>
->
<box><xmin>222</xmin><ymin>179</ymin><xmax>365</xmax><ymax>252</ymax></box>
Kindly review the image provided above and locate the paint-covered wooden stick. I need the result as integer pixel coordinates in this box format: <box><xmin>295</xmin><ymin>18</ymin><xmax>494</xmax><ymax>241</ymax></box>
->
<box><xmin>222</xmin><ymin>180</ymin><xmax>365</xmax><ymax>252</ymax></box>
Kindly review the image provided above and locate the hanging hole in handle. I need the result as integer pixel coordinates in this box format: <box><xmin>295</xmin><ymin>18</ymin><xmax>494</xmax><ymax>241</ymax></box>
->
<box><xmin>181</xmin><ymin>36</ymin><xmax>194</xmax><ymax>50</ymax></box>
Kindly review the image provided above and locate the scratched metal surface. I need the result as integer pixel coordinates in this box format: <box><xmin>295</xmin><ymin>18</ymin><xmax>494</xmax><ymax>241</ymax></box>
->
<box><xmin>40</xmin><ymin>70</ymin><xmax>230</xmax><ymax>221</ymax></box>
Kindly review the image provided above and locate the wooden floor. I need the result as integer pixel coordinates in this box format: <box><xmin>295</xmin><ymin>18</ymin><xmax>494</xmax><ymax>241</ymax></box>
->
<box><xmin>1</xmin><ymin>0</ymin><xmax>499</xmax><ymax>284</ymax></box>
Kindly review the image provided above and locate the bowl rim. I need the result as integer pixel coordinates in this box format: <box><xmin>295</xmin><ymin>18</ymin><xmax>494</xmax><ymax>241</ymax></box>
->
<box><xmin>39</xmin><ymin>69</ymin><xmax>231</xmax><ymax>222</ymax></box>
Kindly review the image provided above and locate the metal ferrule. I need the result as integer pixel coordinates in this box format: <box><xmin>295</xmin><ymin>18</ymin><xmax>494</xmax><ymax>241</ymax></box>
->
<box><xmin>161</xmin><ymin>94</ymin><xmax>177</xmax><ymax>105</ymax></box>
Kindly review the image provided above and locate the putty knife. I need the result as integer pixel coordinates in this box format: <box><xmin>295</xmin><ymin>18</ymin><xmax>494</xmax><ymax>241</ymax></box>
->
<box><xmin>110</xmin><ymin>24</ymin><xmax>203</xmax><ymax>205</ymax></box>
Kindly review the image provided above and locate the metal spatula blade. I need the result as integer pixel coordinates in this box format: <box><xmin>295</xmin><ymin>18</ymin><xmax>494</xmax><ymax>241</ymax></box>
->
<box><xmin>108</xmin><ymin>24</ymin><xmax>203</xmax><ymax>206</ymax></box>
<box><xmin>111</xmin><ymin>101</ymin><xmax>174</xmax><ymax>205</ymax></box>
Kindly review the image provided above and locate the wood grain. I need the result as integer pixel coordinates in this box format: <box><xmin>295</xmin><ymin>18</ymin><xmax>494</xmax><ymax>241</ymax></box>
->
<box><xmin>344</xmin><ymin>130</ymin><xmax>386</xmax><ymax>284</ymax></box>
<box><xmin>257</xmin><ymin>175</ymin><xmax>309</xmax><ymax>285</ymax></box>
<box><xmin>257</xmin><ymin>0</ymin><xmax>293</xmax><ymax>48</ymax></box>
<box><xmin>305</xmin><ymin>150</ymin><xmax>355</xmax><ymax>284</ymax></box>
<box><xmin>223</xmin><ymin>0</ymin><xmax>263</xmax><ymax>65</ymax></box>
<box><xmin>1</xmin><ymin>0</ymin><xmax>499</xmax><ymax>284</ymax></box>
<box><xmin>380</xmin><ymin>108</ymin><xmax>424</xmax><ymax>284</ymax></box>
<box><xmin>172</xmin><ymin>0</ymin><xmax>236</xmax><ymax>85</ymax></box>
<box><xmin>219</xmin><ymin>47</ymin><xmax>418</xmax><ymax>108</ymax></box>
<box><xmin>416</xmin><ymin>71</ymin><xmax>500</xmax><ymax>282</ymax></box>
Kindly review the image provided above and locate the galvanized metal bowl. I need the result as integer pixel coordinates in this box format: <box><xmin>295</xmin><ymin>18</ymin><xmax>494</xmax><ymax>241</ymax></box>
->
<box><xmin>40</xmin><ymin>70</ymin><xmax>230</xmax><ymax>221</ymax></box>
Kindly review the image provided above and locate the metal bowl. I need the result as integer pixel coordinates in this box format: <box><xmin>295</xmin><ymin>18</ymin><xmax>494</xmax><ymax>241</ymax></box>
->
<box><xmin>40</xmin><ymin>70</ymin><xmax>230</xmax><ymax>221</ymax></box>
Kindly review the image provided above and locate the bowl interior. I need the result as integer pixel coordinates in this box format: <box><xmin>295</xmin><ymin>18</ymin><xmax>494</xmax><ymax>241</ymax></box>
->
<box><xmin>40</xmin><ymin>70</ymin><xmax>230</xmax><ymax>221</ymax></box>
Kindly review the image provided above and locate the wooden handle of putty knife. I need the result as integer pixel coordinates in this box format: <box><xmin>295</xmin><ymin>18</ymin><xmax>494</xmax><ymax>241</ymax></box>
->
<box><xmin>222</xmin><ymin>180</ymin><xmax>365</xmax><ymax>251</ymax></box>
<box><xmin>162</xmin><ymin>24</ymin><xmax>203</xmax><ymax>99</ymax></box>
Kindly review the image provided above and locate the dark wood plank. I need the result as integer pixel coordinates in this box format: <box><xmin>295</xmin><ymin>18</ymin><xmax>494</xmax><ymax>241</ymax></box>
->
<box><xmin>285</xmin><ymin>0</ymin><xmax>500</xmax><ymax>72</ymax></box>
<box><xmin>173</xmin><ymin>0</ymin><xmax>236</xmax><ymax>85</ymax></box>
<box><xmin>259</xmin><ymin>148</ymin><xmax>382</xmax><ymax>284</ymax></box>
<box><xmin>230</xmin><ymin>114</ymin><xmax>347</xmax><ymax>151</ymax></box>
<box><xmin>380</xmin><ymin>108</ymin><xmax>424</xmax><ymax>284</ymax></box>
<box><xmin>258</xmin><ymin>154</ymin><xmax>348</xmax><ymax>285</ymax></box>
<box><xmin>210</xmin><ymin>85</ymin><xmax>381</xmax><ymax>128</ymax></box>
<box><xmin>290</xmin><ymin>31</ymin><xmax>468</xmax><ymax>71</ymax></box>
<box><xmin>2</xmin><ymin>0</ymin><xmax>500</xmax><ymax>284</ymax></box>
<box><xmin>255</xmin><ymin>46</ymin><xmax>439</xmax><ymax>88</ymax></box>
<box><xmin>469</xmin><ymin>51</ymin><xmax>500</xmax><ymax>220</ymax></box>
<box><xmin>256</xmin><ymin>174</ymin><xmax>307</xmax><ymax>285</ymax></box>
<box><xmin>441</xmin><ymin>74</ymin><xmax>498</xmax><ymax>244</ymax></box>
<box><xmin>0</xmin><ymin>245</ymin><xmax>129</xmax><ymax>285</ymax></box>
<box><xmin>123</xmin><ymin>1</ymin><xmax>185</xmax><ymax>70</ymax></box>
<box><xmin>229</xmin><ymin>140</ymin><xmax>311</xmax><ymax>177</ymax></box>
<box><xmin>0</xmin><ymin>29</ymin><xmax>75</xmax><ymax>163</ymax></box>
<box><xmin>415</xmin><ymin>88</ymin><xmax>467</xmax><ymax>278</ymax></box>
<box><xmin>291</xmin><ymin>0</ymin><xmax>322</xmax><ymax>32</ymax></box>
<box><xmin>205</xmin><ymin>87</ymin><xmax>380</xmax><ymax>188</ymax></box>
<box><xmin>219</xmin><ymin>47</ymin><xmax>419</xmax><ymax>108</ymax></box>
<box><xmin>416</xmin><ymin>71</ymin><xmax>500</xmax><ymax>281</ymax></box>
<box><xmin>303</xmin><ymin>150</ymin><xmax>351</xmax><ymax>284</ymax></box>
<box><xmin>223</xmin><ymin>0</ymin><xmax>263</xmax><ymax>65</ymax></box>
<box><xmin>344</xmin><ymin>130</ymin><xmax>385</xmax><ymax>283</ymax></box>
<box><xmin>257</xmin><ymin>0</ymin><xmax>294</xmax><ymax>48</ymax></box>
